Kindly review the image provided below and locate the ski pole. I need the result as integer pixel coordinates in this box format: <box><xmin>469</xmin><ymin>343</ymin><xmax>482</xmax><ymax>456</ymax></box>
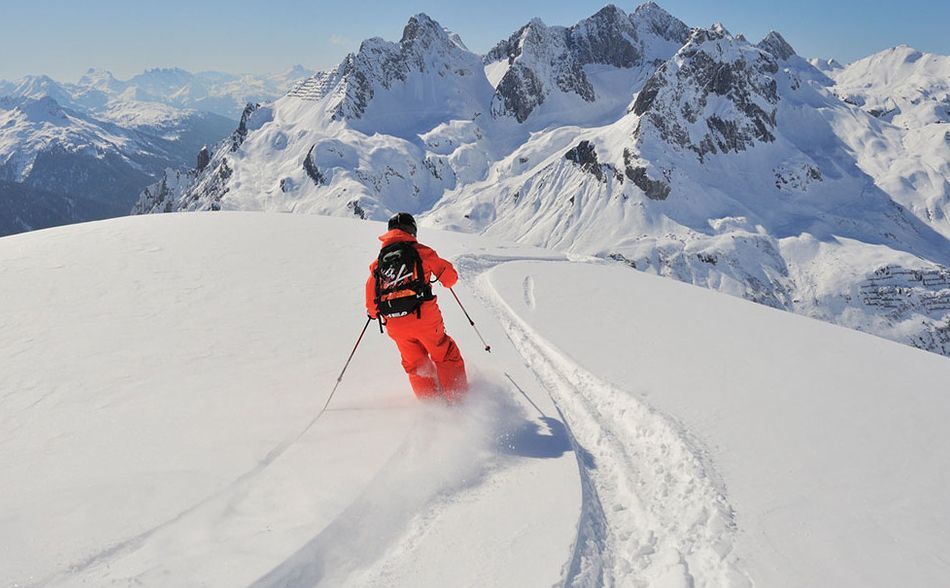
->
<box><xmin>320</xmin><ymin>316</ymin><xmax>373</xmax><ymax>415</ymax></box>
<box><xmin>449</xmin><ymin>287</ymin><xmax>491</xmax><ymax>352</ymax></box>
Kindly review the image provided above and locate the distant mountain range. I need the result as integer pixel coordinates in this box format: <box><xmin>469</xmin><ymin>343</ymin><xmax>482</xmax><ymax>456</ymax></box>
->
<box><xmin>0</xmin><ymin>66</ymin><xmax>314</xmax><ymax>235</ymax></box>
<box><xmin>131</xmin><ymin>3</ymin><xmax>950</xmax><ymax>357</ymax></box>
<box><xmin>0</xmin><ymin>66</ymin><xmax>315</xmax><ymax>120</ymax></box>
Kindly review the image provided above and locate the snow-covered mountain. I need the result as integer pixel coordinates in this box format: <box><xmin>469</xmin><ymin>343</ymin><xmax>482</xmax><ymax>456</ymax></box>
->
<box><xmin>2</xmin><ymin>213</ymin><xmax>949</xmax><ymax>586</ymax></box>
<box><xmin>831</xmin><ymin>45</ymin><xmax>949</xmax><ymax>128</ymax></box>
<box><xmin>2</xmin><ymin>66</ymin><xmax>315</xmax><ymax>120</ymax></box>
<box><xmin>822</xmin><ymin>46</ymin><xmax>950</xmax><ymax>240</ymax></box>
<box><xmin>0</xmin><ymin>94</ymin><xmax>234</xmax><ymax>234</ymax></box>
<box><xmin>131</xmin><ymin>4</ymin><xmax>949</xmax><ymax>357</ymax></box>
<box><xmin>128</xmin><ymin>66</ymin><xmax>315</xmax><ymax>119</ymax></box>
<box><xmin>0</xmin><ymin>65</ymin><xmax>288</xmax><ymax>235</ymax></box>
<box><xmin>485</xmin><ymin>3</ymin><xmax>689</xmax><ymax>125</ymax></box>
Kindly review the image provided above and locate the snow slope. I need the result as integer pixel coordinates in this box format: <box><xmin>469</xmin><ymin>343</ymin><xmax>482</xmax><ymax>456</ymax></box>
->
<box><xmin>2</xmin><ymin>212</ymin><xmax>949</xmax><ymax>586</ymax></box>
<box><xmin>0</xmin><ymin>213</ymin><xmax>578</xmax><ymax>587</ymax></box>
<box><xmin>484</xmin><ymin>259</ymin><xmax>950</xmax><ymax>586</ymax></box>
<box><xmin>831</xmin><ymin>46</ymin><xmax>949</xmax><ymax>129</ymax></box>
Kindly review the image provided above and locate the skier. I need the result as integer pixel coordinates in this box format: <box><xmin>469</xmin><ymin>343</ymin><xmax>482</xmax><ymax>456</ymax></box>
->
<box><xmin>365</xmin><ymin>212</ymin><xmax>468</xmax><ymax>400</ymax></box>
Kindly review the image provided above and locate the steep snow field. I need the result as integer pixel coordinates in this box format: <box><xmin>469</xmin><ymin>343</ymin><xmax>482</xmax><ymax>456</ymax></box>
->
<box><xmin>2</xmin><ymin>213</ymin><xmax>949</xmax><ymax>586</ymax></box>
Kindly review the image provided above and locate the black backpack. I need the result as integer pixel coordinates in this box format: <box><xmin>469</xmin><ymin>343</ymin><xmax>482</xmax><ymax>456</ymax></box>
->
<box><xmin>374</xmin><ymin>241</ymin><xmax>433</xmax><ymax>318</ymax></box>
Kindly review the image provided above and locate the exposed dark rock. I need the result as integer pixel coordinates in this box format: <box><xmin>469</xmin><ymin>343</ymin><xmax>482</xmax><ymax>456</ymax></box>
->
<box><xmin>218</xmin><ymin>159</ymin><xmax>232</xmax><ymax>181</ymax></box>
<box><xmin>490</xmin><ymin>4</ymin><xmax>689</xmax><ymax>123</ymax></box>
<box><xmin>622</xmin><ymin>147</ymin><xmax>670</xmax><ymax>199</ymax></box>
<box><xmin>196</xmin><ymin>146</ymin><xmax>211</xmax><ymax>172</ymax></box>
<box><xmin>632</xmin><ymin>75</ymin><xmax>662</xmax><ymax>115</ymax></box>
<box><xmin>773</xmin><ymin>163</ymin><xmax>823</xmax><ymax>191</ymax></box>
<box><xmin>633</xmin><ymin>27</ymin><xmax>780</xmax><ymax>160</ymax></box>
<box><xmin>565</xmin><ymin>140</ymin><xmax>605</xmax><ymax>182</ymax></box>
<box><xmin>484</xmin><ymin>22</ymin><xmax>532</xmax><ymax>65</ymax></box>
<box><xmin>607</xmin><ymin>252</ymin><xmax>637</xmax><ymax>268</ymax></box>
<box><xmin>493</xmin><ymin>64</ymin><xmax>545</xmax><ymax>123</ymax></box>
<box><xmin>625</xmin><ymin>165</ymin><xmax>670</xmax><ymax>200</ymax></box>
<box><xmin>231</xmin><ymin>103</ymin><xmax>260</xmax><ymax>152</ymax></box>
<box><xmin>565</xmin><ymin>140</ymin><xmax>598</xmax><ymax>166</ymax></box>
<box><xmin>567</xmin><ymin>5</ymin><xmax>641</xmax><ymax>69</ymax></box>
<box><xmin>556</xmin><ymin>60</ymin><xmax>595</xmax><ymax>101</ymax></box>
<box><xmin>632</xmin><ymin>2</ymin><xmax>690</xmax><ymax>44</ymax></box>
<box><xmin>756</xmin><ymin>31</ymin><xmax>796</xmax><ymax>61</ymax></box>
<box><xmin>347</xmin><ymin>200</ymin><xmax>366</xmax><ymax>219</ymax></box>
<box><xmin>303</xmin><ymin>145</ymin><xmax>326</xmax><ymax>185</ymax></box>
<box><xmin>868</xmin><ymin>106</ymin><xmax>898</xmax><ymax>119</ymax></box>
<box><xmin>401</xmin><ymin>14</ymin><xmax>441</xmax><ymax>46</ymax></box>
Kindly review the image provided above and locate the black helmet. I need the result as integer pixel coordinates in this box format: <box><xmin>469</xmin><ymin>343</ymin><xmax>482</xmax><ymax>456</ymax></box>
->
<box><xmin>388</xmin><ymin>212</ymin><xmax>417</xmax><ymax>236</ymax></box>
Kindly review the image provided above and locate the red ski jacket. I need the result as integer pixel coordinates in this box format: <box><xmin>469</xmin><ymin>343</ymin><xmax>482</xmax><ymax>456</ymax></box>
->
<box><xmin>365</xmin><ymin>229</ymin><xmax>458</xmax><ymax>319</ymax></box>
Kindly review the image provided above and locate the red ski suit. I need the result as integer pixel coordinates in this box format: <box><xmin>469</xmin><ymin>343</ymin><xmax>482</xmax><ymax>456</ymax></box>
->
<box><xmin>365</xmin><ymin>229</ymin><xmax>468</xmax><ymax>399</ymax></box>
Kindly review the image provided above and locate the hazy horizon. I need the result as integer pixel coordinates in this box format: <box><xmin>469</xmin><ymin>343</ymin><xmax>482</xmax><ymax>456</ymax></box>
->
<box><xmin>2</xmin><ymin>0</ymin><xmax>948</xmax><ymax>82</ymax></box>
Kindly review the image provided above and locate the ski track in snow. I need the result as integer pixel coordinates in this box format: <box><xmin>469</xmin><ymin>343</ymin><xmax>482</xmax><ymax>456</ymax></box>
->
<box><xmin>457</xmin><ymin>253</ymin><xmax>751</xmax><ymax>587</ymax></box>
<box><xmin>522</xmin><ymin>275</ymin><xmax>537</xmax><ymax>310</ymax></box>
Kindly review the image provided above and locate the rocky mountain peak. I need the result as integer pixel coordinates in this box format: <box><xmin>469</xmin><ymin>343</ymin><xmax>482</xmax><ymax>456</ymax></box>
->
<box><xmin>632</xmin><ymin>26</ymin><xmax>780</xmax><ymax>161</ymax></box>
<box><xmin>15</xmin><ymin>95</ymin><xmax>68</xmax><ymax>120</ymax></box>
<box><xmin>708</xmin><ymin>23</ymin><xmax>730</xmax><ymax>38</ymax></box>
<box><xmin>484</xmin><ymin>19</ymin><xmax>552</xmax><ymax>65</ymax></box>
<box><xmin>757</xmin><ymin>31</ymin><xmax>796</xmax><ymax>61</ymax></box>
<box><xmin>486</xmin><ymin>3</ymin><xmax>695</xmax><ymax>124</ymax></box>
<box><xmin>488</xmin><ymin>4</ymin><xmax>685</xmax><ymax>123</ymax></box>
<box><xmin>400</xmin><ymin>13</ymin><xmax>451</xmax><ymax>48</ymax></box>
<box><xmin>79</xmin><ymin>68</ymin><xmax>115</xmax><ymax>81</ymax></box>
<box><xmin>568</xmin><ymin>4</ymin><xmax>641</xmax><ymax>68</ymax></box>
<box><xmin>632</xmin><ymin>2</ymin><xmax>690</xmax><ymax>44</ymax></box>
<box><xmin>292</xmin><ymin>13</ymin><xmax>485</xmax><ymax>122</ymax></box>
<box><xmin>14</xmin><ymin>74</ymin><xmax>62</xmax><ymax>93</ymax></box>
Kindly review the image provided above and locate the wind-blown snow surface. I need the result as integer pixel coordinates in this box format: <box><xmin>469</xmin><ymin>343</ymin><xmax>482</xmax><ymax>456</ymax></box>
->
<box><xmin>2</xmin><ymin>213</ymin><xmax>949</xmax><ymax>586</ymax></box>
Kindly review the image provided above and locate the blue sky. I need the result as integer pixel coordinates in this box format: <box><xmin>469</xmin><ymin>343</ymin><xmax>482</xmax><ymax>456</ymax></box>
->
<box><xmin>2</xmin><ymin>0</ymin><xmax>947</xmax><ymax>81</ymax></box>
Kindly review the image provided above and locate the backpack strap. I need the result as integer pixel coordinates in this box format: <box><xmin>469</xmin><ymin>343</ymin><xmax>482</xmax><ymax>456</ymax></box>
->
<box><xmin>414</xmin><ymin>245</ymin><xmax>426</xmax><ymax>319</ymax></box>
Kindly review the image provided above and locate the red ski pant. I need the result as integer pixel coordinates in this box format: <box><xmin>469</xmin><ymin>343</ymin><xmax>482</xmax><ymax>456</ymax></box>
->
<box><xmin>385</xmin><ymin>303</ymin><xmax>467</xmax><ymax>400</ymax></box>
